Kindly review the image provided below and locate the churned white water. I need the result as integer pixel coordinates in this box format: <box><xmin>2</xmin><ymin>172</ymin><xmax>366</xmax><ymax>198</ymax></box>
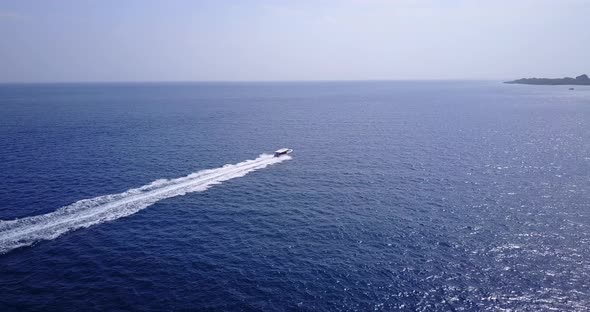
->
<box><xmin>0</xmin><ymin>154</ymin><xmax>291</xmax><ymax>254</ymax></box>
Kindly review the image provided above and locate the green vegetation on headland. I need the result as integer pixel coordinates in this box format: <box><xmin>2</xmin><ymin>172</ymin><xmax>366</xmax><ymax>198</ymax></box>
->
<box><xmin>505</xmin><ymin>74</ymin><xmax>590</xmax><ymax>85</ymax></box>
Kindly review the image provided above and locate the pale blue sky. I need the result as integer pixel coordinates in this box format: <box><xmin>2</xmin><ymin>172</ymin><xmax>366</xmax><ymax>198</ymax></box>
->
<box><xmin>0</xmin><ymin>0</ymin><xmax>588</xmax><ymax>82</ymax></box>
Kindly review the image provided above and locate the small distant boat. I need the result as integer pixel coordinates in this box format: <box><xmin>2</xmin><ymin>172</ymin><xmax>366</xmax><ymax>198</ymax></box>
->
<box><xmin>274</xmin><ymin>148</ymin><xmax>293</xmax><ymax>157</ymax></box>
<box><xmin>569</xmin><ymin>88</ymin><xmax>575</xmax><ymax>90</ymax></box>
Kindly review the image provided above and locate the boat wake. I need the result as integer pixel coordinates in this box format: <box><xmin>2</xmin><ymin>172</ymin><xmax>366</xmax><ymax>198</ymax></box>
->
<box><xmin>0</xmin><ymin>153</ymin><xmax>291</xmax><ymax>254</ymax></box>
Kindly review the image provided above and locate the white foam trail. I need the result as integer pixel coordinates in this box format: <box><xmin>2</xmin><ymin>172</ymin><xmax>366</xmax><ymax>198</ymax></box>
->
<box><xmin>0</xmin><ymin>153</ymin><xmax>291</xmax><ymax>254</ymax></box>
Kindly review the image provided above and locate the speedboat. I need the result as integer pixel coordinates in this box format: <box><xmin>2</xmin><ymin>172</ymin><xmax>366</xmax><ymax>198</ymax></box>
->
<box><xmin>274</xmin><ymin>148</ymin><xmax>293</xmax><ymax>157</ymax></box>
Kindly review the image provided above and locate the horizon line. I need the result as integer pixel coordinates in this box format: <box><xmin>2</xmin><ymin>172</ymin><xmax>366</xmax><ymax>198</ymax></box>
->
<box><xmin>0</xmin><ymin>78</ymin><xmax>506</xmax><ymax>85</ymax></box>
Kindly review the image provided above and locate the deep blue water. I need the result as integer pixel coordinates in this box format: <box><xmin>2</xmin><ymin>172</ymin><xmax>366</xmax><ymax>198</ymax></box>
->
<box><xmin>1</xmin><ymin>81</ymin><xmax>589</xmax><ymax>311</ymax></box>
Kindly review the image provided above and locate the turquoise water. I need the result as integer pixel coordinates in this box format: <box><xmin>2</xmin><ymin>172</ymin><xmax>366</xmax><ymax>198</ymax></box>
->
<box><xmin>1</xmin><ymin>81</ymin><xmax>589</xmax><ymax>311</ymax></box>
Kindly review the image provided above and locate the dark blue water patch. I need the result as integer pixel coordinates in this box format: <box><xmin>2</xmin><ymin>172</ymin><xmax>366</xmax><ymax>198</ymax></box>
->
<box><xmin>1</xmin><ymin>81</ymin><xmax>589</xmax><ymax>311</ymax></box>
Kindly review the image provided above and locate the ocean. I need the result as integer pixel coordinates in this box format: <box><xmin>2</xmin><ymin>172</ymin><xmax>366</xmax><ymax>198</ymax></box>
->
<box><xmin>0</xmin><ymin>81</ymin><xmax>589</xmax><ymax>311</ymax></box>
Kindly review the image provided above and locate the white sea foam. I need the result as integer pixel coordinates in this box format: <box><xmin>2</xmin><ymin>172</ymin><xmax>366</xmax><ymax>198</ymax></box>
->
<box><xmin>0</xmin><ymin>154</ymin><xmax>291</xmax><ymax>254</ymax></box>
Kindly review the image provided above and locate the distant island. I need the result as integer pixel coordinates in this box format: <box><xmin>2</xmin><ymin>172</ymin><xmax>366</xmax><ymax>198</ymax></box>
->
<box><xmin>505</xmin><ymin>74</ymin><xmax>590</xmax><ymax>85</ymax></box>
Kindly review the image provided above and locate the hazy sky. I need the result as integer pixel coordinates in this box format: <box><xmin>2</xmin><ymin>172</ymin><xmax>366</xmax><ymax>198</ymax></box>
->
<box><xmin>0</xmin><ymin>0</ymin><xmax>588</xmax><ymax>82</ymax></box>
